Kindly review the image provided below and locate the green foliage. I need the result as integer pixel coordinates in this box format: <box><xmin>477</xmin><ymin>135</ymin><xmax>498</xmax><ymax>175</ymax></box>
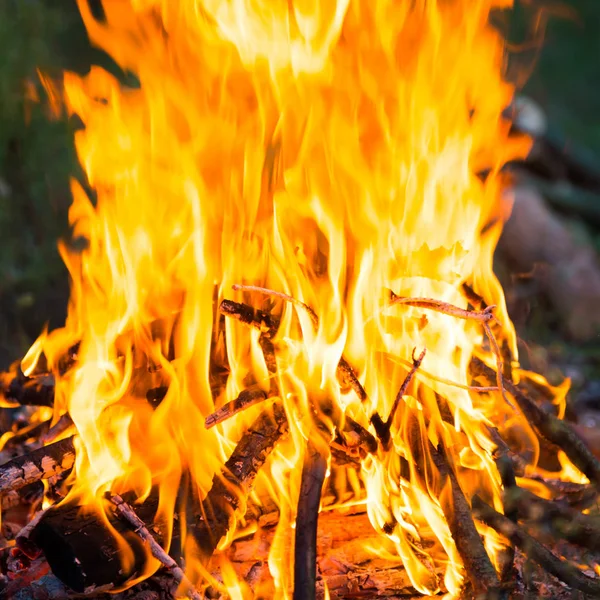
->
<box><xmin>0</xmin><ymin>0</ymin><xmax>90</xmax><ymax>360</ymax></box>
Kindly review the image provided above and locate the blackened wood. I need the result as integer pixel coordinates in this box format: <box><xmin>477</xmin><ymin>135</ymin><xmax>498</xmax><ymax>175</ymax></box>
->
<box><xmin>30</xmin><ymin>405</ymin><xmax>288</xmax><ymax>592</ymax></box>
<box><xmin>472</xmin><ymin>495</ymin><xmax>600</xmax><ymax>596</ymax></box>
<box><xmin>293</xmin><ymin>441</ymin><xmax>328</xmax><ymax>600</ymax></box>
<box><xmin>1</xmin><ymin>371</ymin><xmax>55</xmax><ymax>407</ymax></box>
<box><xmin>431</xmin><ymin>446</ymin><xmax>502</xmax><ymax>599</ymax></box>
<box><xmin>0</xmin><ymin>436</ymin><xmax>75</xmax><ymax>493</ymax></box>
<box><xmin>490</xmin><ymin>429</ymin><xmax>517</xmax><ymax>585</ymax></box>
<box><xmin>205</xmin><ymin>385</ymin><xmax>268</xmax><ymax>429</ymax></box>
<box><xmin>507</xmin><ymin>486</ymin><xmax>600</xmax><ymax>552</ymax></box>
<box><xmin>192</xmin><ymin>402</ymin><xmax>288</xmax><ymax>559</ymax></box>
<box><xmin>471</xmin><ymin>357</ymin><xmax>600</xmax><ymax>486</ymax></box>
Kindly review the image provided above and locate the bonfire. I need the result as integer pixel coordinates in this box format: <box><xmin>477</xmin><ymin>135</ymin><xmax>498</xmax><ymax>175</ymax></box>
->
<box><xmin>1</xmin><ymin>1</ymin><xmax>599</xmax><ymax>599</ymax></box>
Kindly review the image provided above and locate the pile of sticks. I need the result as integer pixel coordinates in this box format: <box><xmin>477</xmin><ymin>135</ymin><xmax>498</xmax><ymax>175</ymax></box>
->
<box><xmin>1</xmin><ymin>287</ymin><xmax>600</xmax><ymax>600</ymax></box>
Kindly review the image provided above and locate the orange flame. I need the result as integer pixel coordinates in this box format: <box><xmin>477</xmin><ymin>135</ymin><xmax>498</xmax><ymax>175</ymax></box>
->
<box><xmin>20</xmin><ymin>0</ymin><xmax>580</xmax><ymax>596</ymax></box>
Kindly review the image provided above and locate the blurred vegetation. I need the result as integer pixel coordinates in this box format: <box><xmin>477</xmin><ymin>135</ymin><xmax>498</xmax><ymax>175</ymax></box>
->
<box><xmin>0</xmin><ymin>0</ymin><xmax>598</xmax><ymax>375</ymax></box>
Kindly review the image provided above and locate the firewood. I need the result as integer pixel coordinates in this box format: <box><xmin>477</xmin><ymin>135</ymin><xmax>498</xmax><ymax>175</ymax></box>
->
<box><xmin>222</xmin><ymin>508</ymin><xmax>443</xmax><ymax>599</ymax></box>
<box><xmin>28</xmin><ymin>405</ymin><xmax>288</xmax><ymax>592</ymax></box>
<box><xmin>473</xmin><ymin>495</ymin><xmax>600</xmax><ymax>596</ymax></box>
<box><xmin>293</xmin><ymin>440</ymin><xmax>328</xmax><ymax>600</ymax></box>
<box><xmin>490</xmin><ymin>429</ymin><xmax>518</xmax><ymax>584</ymax></box>
<box><xmin>0</xmin><ymin>436</ymin><xmax>75</xmax><ymax>494</ymax></box>
<box><xmin>471</xmin><ymin>357</ymin><xmax>600</xmax><ymax>486</ymax></box>
<box><xmin>430</xmin><ymin>446</ymin><xmax>502</xmax><ymax>599</ymax></box>
<box><xmin>506</xmin><ymin>486</ymin><xmax>600</xmax><ymax>553</ymax></box>
<box><xmin>41</xmin><ymin>413</ymin><xmax>74</xmax><ymax>444</ymax></box>
<box><xmin>205</xmin><ymin>385</ymin><xmax>269</xmax><ymax>429</ymax></box>
<box><xmin>109</xmin><ymin>494</ymin><xmax>202</xmax><ymax>600</ymax></box>
<box><xmin>1</xmin><ymin>371</ymin><xmax>55</xmax><ymax>407</ymax></box>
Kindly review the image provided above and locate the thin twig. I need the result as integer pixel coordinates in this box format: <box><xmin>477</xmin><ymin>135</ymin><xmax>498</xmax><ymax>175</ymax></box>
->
<box><xmin>371</xmin><ymin>348</ymin><xmax>426</xmax><ymax>449</ymax></box>
<box><xmin>389</xmin><ymin>291</ymin><xmax>513</xmax><ymax>410</ymax></box>
<box><xmin>472</xmin><ymin>357</ymin><xmax>600</xmax><ymax>486</ymax></box>
<box><xmin>389</xmin><ymin>292</ymin><xmax>497</xmax><ymax>323</ymax></box>
<box><xmin>110</xmin><ymin>494</ymin><xmax>203</xmax><ymax>600</ymax></box>
<box><xmin>473</xmin><ymin>495</ymin><xmax>600</xmax><ymax>596</ymax></box>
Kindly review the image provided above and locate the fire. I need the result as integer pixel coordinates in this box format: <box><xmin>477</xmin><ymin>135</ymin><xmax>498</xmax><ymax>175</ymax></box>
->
<box><xmin>15</xmin><ymin>0</ymin><xmax>583</xmax><ymax>597</ymax></box>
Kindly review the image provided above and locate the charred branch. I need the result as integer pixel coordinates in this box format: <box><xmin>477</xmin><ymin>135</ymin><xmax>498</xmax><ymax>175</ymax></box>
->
<box><xmin>507</xmin><ymin>486</ymin><xmax>600</xmax><ymax>553</ymax></box>
<box><xmin>473</xmin><ymin>495</ymin><xmax>600</xmax><ymax>596</ymax></box>
<box><xmin>431</xmin><ymin>446</ymin><xmax>502</xmax><ymax>599</ymax></box>
<box><xmin>110</xmin><ymin>494</ymin><xmax>203</xmax><ymax>600</ymax></box>
<box><xmin>0</xmin><ymin>436</ymin><xmax>75</xmax><ymax>494</ymax></box>
<box><xmin>205</xmin><ymin>385</ymin><xmax>269</xmax><ymax>429</ymax></box>
<box><xmin>471</xmin><ymin>357</ymin><xmax>600</xmax><ymax>486</ymax></box>
<box><xmin>371</xmin><ymin>348</ymin><xmax>426</xmax><ymax>450</ymax></box>
<box><xmin>293</xmin><ymin>440</ymin><xmax>328</xmax><ymax>600</ymax></box>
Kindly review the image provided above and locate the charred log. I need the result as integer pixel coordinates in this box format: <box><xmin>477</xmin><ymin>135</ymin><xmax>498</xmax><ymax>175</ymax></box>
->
<box><xmin>293</xmin><ymin>440</ymin><xmax>328</xmax><ymax>600</ymax></box>
<box><xmin>0</xmin><ymin>436</ymin><xmax>75</xmax><ymax>494</ymax></box>
<box><xmin>29</xmin><ymin>405</ymin><xmax>288</xmax><ymax>593</ymax></box>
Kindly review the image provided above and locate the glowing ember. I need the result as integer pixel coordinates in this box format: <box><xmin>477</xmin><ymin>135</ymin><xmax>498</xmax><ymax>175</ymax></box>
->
<box><xmin>13</xmin><ymin>0</ymin><xmax>590</xmax><ymax>597</ymax></box>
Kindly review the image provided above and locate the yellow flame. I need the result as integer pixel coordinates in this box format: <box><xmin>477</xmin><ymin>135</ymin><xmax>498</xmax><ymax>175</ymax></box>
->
<box><xmin>23</xmin><ymin>0</ymin><xmax>586</xmax><ymax>596</ymax></box>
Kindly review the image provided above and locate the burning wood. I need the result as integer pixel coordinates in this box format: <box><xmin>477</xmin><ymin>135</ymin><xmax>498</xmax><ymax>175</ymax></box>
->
<box><xmin>1</xmin><ymin>0</ymin><xmax>599</xmax><ymax>599</ymax></box>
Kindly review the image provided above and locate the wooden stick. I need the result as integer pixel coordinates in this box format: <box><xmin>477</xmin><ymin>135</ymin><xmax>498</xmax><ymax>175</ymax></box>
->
<box><xmin>389</xmin><ymin>292</ymin><xmax>497</xmax><ymax>323</ymax></box>
<box><xmin>110</xmin><ymin>494</ymin><xmax>203</xmax><ymax>600</ymax></box>
<box><xmin>371</xmin><ymin>348</ymin><xmax>426</xmax><ymax>449</ymax></box>
<box><xmin>489</xmin><ymin>428</ymin><xmax>518</xmax><ymax>585</ymax></box>
<box><xmin>293</xmin><ymin>440</ymin><xmax>328</xmax><ymax>600</ymax></box>
<box><xmin>1</xmin><ymin>371</ymin><xmax>55</xmax><ymax>407</ymax></box>
<box><xmin>472</xmin><ymin>495</ymin><xmax>600</xmax><ymax>596</ymax></box>
<box><xmin>471</xmin><ymin>357</ymin><xmax>600</xmax><ymax>486</ymax></box>
<box><xmin>194</xmin><ymin>403</ymin><xmax>289</xmax><ymax>559</ymax></box>
<box><xmin>507</xmin><ymin>486</ymin><xmax>600</xmax><ymax>552</ymax></box>
<box><xmin>431</xmin><ymin>446</ymin><xmax>501</xmax><ymax>598</ymax></box>
<box><xmin>205</xmin><ymin>385</ymin><xmax>269</xmax><ymax>429</ymax></box>
<box><xmin>0</xmin><ymin>436</ymin><xmax>75</xmax><ymax>494</ymax></box>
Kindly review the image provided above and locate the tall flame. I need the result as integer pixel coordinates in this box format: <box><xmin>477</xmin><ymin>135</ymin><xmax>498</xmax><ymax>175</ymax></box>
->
<box><xmin>28</xmin><ymin>0</ymin><xmax>552</xmax><ymax>596</ymax></box>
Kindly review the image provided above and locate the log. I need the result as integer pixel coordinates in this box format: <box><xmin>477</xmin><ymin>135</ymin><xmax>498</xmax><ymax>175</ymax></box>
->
<box><xmin>29</xmin><ymin>405</ymin><xmax>288</xmax><ymax>593</ymax></box>
<box><xmin>1</xmin><ymin>371</ymin><xmax>55</xmax><ymax>407</ymax></box>
<box><xmin>0</xmin><ymin>436</ymin><xmax>75</xmax><ymax>494</ymax></box>
<box><xmin>293</xmin><ymin>441</ymin><xmax>328</xmax><ymax>600</ymax></box>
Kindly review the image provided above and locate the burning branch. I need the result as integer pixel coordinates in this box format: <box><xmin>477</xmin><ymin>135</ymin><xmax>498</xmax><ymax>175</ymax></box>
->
<box><xmin>370</xmin><ymin>347</ymin><xmax>426</xmax><ymax>449</ymax></box>
<box><xmin>472</xmin><ymin>357</ymin><xmax>600</xmax><ymax>486</ymax></box>
<box><xmin>473</xmin><ymin>496</ymin><xmax>600</xmax><ymax>596</ymax></box>
<box><xmin>431</xmin><ymin>446</ymin><xmax>502</xmax><ymax>599</ymax></box>
<box><xmin>110</xmin><ymin>494</ymin><xmax>203</xmax><ymax>600</ymax></box>
<box><xmin>293</xmin><ymin>439</ymin><xmax>328</xmax><ymax>600</ymax></box>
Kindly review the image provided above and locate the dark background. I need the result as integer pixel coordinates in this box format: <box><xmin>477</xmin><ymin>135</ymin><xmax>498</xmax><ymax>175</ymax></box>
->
<box><xmin>0</xmin><ymin>0</ymin><xmax>598</xmax><ymax>403</ymax></box>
